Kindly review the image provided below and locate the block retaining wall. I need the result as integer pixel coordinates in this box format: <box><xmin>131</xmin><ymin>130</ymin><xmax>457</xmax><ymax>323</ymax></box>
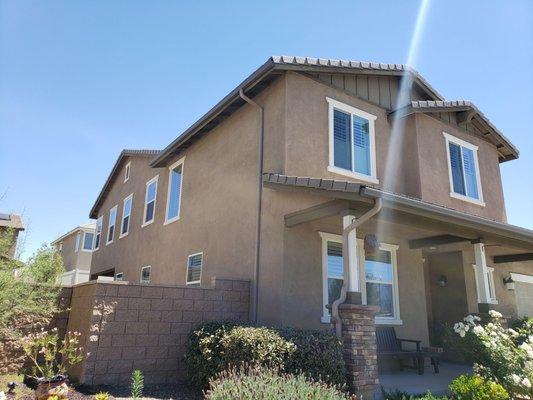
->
<box><xmin>66</xmin><ymin>278</ymin><xmax>250</xmax><ymax>386</ymax></box>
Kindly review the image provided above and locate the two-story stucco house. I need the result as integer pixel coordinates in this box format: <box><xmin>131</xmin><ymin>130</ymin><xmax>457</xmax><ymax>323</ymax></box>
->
<box><xmin>89</xmin><ymin>56</ymin><xmax>533</xmax><ymax>351</ymax></box>
<box><xmin>52</xmin><ymin>222</ymin><xmax>95</xmax><ymax>285</ymax></box>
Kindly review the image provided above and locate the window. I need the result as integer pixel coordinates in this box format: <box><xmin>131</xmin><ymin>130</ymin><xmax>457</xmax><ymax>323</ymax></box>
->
<box><xmin>473</xmin><ymin>264</ymin><xmax>498</xmax><ymax>304</ymax></box>
<box><xmin>327</xmin><ymin>98</ymin><xmax>378</xmax><ymax>184</ymax></box>
<box><xmin>444</xmin><ymin>132</ymin><xmax>484</xmax><ymax>206</ymax></box>
<box><xmin>106</xmin><ymin>206</ymin><xmax>118</xmax><ymax>244</ymax></box>
<box><xmin>124</xmin><ymin>161</ymin><xmax>131</xmax><ymax>182</ymax></box>
<box><xmin>320</xmin><ymin>233</ymin><xmax>401</xmax><ymax>324</ymax></box>
<box><xmin>82</xmin><ymin>232</ymin><xmax>94</xmax><ymax>251</ymax></box>
<box><xmin>186</xmin><ymin>252</ymin><xmax>202</xmax><ymax>285</ymax></box>
<box><xmin>57</xmin><ymin>242</ymin><xmax>63</xmax><ymax>252</ymax></box>
<box><xmin>140</xmin><ymin>266</ymin><xmax>151</xmax><ymax>284</ymax></box>
<box><xmin>120</xmin><ymin>194</ymin><xmax>133</xmax><ymax>237</ymax></box>
<box><xmin>75</xmin><ymin>232</ymin><xmax>81</xmax><ymax>252</ymax></box>
<box><xmin>143</xmin><ymin>175</ymin><xmax>158</xmax><ymax>226</ymax></box>
<box><xmin>114</xmin><ymin>272</ymin><xmax>124</xmax><ymax>281</ymax></box>
<box><xmin>94</xmin><ymin>216</ymin><xmax>103</xmax><ymax>250</ymax></box>
<box><xmin>165</xmin><ymin>158</ymin><xmax>184</xmax><ymax>224</ymax></box>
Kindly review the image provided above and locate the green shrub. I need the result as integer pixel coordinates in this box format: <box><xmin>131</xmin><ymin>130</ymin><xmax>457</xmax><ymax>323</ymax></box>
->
<box><xmin>185</xmin><ymin>321</ymin><xmax>295</xmax><ymax>387</ymax></box>
<box><xmin>278</xmin><ymin>326</ymin><xmax>346</xmax><ymax>387</ymax></box>
<box><xmin>130</xmin><ymin>369</ymin><xmax>144</xmax><ymax>399</ymax></box>
<box><xmin>381</xmin><ymin>388</ymin><xmax>447</xmax><ymax>399</ymax></box>
<box><xmin>205</xmin><ymin>367</ymin><xmax>353</xmax><ymax>400</ymax></box>
<box><xmin>449</xmin><ymin>375</ymin><xmax>509</xmax><ymax>400</ymax></box>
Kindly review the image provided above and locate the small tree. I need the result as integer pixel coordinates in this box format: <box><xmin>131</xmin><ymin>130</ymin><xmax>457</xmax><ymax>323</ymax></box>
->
<box><xmin>0</xmin><ymin>227</ymin><xmax>65</xmax><ymax>373</ymax></box>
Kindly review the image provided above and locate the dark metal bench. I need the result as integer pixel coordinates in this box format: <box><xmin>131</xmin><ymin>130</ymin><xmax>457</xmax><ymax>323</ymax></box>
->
<box><xmin>376</xmin><ymin>327</ymin><xmax>440</xmax><ymax>375</ymax></box>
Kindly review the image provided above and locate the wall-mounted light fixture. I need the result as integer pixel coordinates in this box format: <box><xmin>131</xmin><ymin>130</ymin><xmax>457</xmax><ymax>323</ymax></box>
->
<box><xmin>437</xmin><ymin>275</ymin><xmax>448</xmax><ymax>287</ymax></box>
<box><xmin>503</xmin><ymin>276</ymin><xmax>515</xmax><ymax>291</ymax></box>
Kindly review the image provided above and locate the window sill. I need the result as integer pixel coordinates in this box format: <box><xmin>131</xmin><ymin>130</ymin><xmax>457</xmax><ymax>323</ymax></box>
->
<box><xmin>119</xmin><ymin>232</ymin><xmax>129</xmax><ymax>239</ymax></box>
<box><xmin>164</xmin><ymin>215</ymin><xmax>180</xmax><ymax>226</ymax></box>
<box><xmin>321</xmin><ymin>315</ymin><xmax>402</xmax><ymax>325</ymax></box>
<box><xmin>105</xmin><ymin>240</ymin><xmax>114</xmax><ymax>246</ymax></box>
<box><xmin>141</xmin><ymin>219</ymin><xmax>154</xmax><ymax>228</ymax></box>
<box><xmin>327</xmin><ymin>166</ymin><xmax>379</xmax><ymax>185</ymax></box>
<box><xmin>186</xmin><ymin>280</ymin><xmax>200</xmax><ymax>286</ymax></box>
<box><xmin>450</xmin><ymin>192</ymin><xmax>486</xmax><ymax>207</ymax></box>
<box><xmin>477</xmin><ymin>299</ymin><xmax>499</xmax><ymax>305</ymax></box>
<box><xmin>81</xmin><ymin>249</ymin><xmax>93</xmax><ymax>253</ymax></box>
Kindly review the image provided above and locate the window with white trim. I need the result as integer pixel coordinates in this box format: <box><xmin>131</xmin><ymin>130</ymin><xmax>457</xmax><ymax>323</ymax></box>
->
<box><xmin>143</xmin><ymin>175</ymin><xmax>158</xmax><ymax>226</ymax></box>
<box><xmin>114</xmin><ymin>272</ymin><xmax>124</xmax><ymax>281</ymax></box>
<box><xmin>186</xmin><ymin>252</ymin><xmax>202</xmax><ymax>285</ymax></box>
<box><xmin>124</xmin><ymin>161</ymin><xmax>131</xmax><ymax>182</ymax></box>
<box><xmin>140</xmin><ymin>266</ymin><xmax>151</xmax><ymax>284</ymax></box>
<box><xmin>94</xmin><ymin>216</ymin><xmax>103</xmax><ymax>250</ymax></box>
<box><xmin>320</xmin><ymin>233</ymin><xmax>401</xmax><ymax>324</ymax></box>
<box><xmin>444</xmin><ymin>132</ymin><xmax>484</xmax><ymax>205</ymax></box>
<box><xmin>472</xmin><ymin>264</ymin><xmax>498</xmax><ymax>304</ymax></box>
<box><xmin>120</xmin><ymin>194</ymin><xmax>133</xmax><ymax>237</ymax></box>
<box><xmin>327</xmin><ymin>98</ymin><xmax>378</xmax><ymax>184</ymax></box>
<box><xmin>165</xmin><ymin>158</ymin><xmax>184</xmax><ymax>224</ymax></box>
<box><xmin>75</xmin><ymin>232</ymin><xmax>81</xmax><ymax>252</ymax></box>
<box><xmin>82</xmin><ymin>232</ymin><xmax>94</xmax><ymax>251</ymax></box>
<box><xmin>106</xmin><ymin>206</ymin><xmax>117</xmax><ymax>244</ymax></box>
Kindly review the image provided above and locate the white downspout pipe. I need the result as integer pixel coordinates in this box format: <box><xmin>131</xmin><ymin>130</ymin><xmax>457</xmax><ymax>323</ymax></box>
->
<box><xmin>331</xmin><ymin>197</ymin><xmax>383</xmax><ymax>337</ymax></box>
<box><xmin>239</xmin><ymin>89</ymin><xmax>264</xmax><ymax>324</ymax></box>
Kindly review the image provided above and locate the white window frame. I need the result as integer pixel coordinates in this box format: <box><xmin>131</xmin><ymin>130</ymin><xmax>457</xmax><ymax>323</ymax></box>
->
<box><xmin>186</xmin><ymin>252</ymin><xmax>203</xmax><ymax>285</ymax></box>
<box><xmin>326</xmin><ymin>97</ymin><xmax>379</xmax><ymax>185</ymax></box>
<box><xmin>140</xmin><ymin>265</ymin><xmax>151</xmax><ymax>284</ymax></box>
<box><xmin>164</xmin><ymin>157</ymin><xmax>185</xmax><ymax>225</ymax></box>
<box><xmin>472</xmin><ymin>264</ymin><xmax>498</xmax><ymax>304</ymax></box>
<box><xmin>124</xmin><ymin>161</ymin><xmax>131</xmax><ymax>182</ymax></box>
<box><xmin>142</xmin><ymin>175</ymin><xmax>159</xmax><ymax>227</ymax></box>
<box><xmin>443</xmin><ymin>132</ymin><xmax>485</xmax><ymax>207</ymax></box>
<box><xmin>57</xmin><ymin>242</ymin><xmax>63</xmax><ymax>252</ymax></box>
<box><xmin>106</xmin><ymin>205</ymin><xmax>118</xmax><ymax>245</ymax></box>
<box><xmin>319</xmin><ymin>232</ymin><xmax>401</xmax><ymax>325</ymax></box>
<box><xmin>114</xmin><ymin>272</ymin><xmax>124</xmax><ymax>281</ymax></box>
<box><xmin>93</xmin><ymin>216</ymin><xmax>103</xmax><ymax>251</ymax></box>
<box><xmin>75</xmin><ymin>231</ymin><xmax>81</xmax><ymax>252</ymax></box>
<box><xmin>119</xmin><ymin>193</ymin><xmax>134</xmax><ymax>239</ymax></box>
<box><xmin>82</xmin><ymin>231</ymin><xmax>94</xmax><ymax>252</ymax></box>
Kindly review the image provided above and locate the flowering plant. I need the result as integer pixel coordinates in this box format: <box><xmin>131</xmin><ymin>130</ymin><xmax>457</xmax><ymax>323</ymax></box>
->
<box><xmin>454</xmin><ymin>310</ymin><xmax>533</xmax><ymax>398</ymax></box>
<box><xmin>21</xmin><ymin>328</ymin><xmax>84</xmax><ymax>380</ymax></box>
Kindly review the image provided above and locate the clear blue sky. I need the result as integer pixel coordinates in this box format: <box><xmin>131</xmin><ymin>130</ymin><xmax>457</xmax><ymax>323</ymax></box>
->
<box><xmin>1</xmin><ymin>0</ymin><xmax>532</xmax><ymax>259</ymax></box>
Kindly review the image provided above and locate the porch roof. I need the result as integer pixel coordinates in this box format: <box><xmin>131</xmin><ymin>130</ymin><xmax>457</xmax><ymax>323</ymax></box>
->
<box><xmin>263</xmin><ymin>173</ymin><xmax>533</xmax><ymax>251</ymax></box>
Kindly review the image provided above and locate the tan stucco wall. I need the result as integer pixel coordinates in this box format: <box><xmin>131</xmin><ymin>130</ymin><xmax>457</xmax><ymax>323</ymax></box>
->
<box><xmin>59</xmin><ymin>230</ymin><xmax>93</xmax><ymax>272</ymax></box>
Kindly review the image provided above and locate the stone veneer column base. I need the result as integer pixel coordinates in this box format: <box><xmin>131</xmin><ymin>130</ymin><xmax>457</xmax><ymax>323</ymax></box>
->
<box><xmin>338</xmin><ymin>303</ymin><xmax>379</xmax><ymax>399</ymax></box>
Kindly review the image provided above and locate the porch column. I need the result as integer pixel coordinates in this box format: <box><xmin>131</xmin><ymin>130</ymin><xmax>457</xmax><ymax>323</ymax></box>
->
<box><xmin>473</xmin><ymin>240</ymin><xmax>492</xmax><ymax>312</ymax></box>
<box><xmin>343</xmin><ymin>215</ymin><xmax>361</xmax><ymax>301</ymax></box>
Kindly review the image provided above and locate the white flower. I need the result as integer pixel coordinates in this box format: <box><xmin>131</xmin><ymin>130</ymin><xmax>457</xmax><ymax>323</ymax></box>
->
<box><xmin>521</xmin><ymin>377</ymin><xmax>531</xmax><ymax>388</ymax></box>
<box><xmin>489</xmin><ymin>310</ymin><xmax>502</xmax><ymax>318</ymax></box>
<box><xmin>520</xmin><ymin>342</ymin><xmax>532</xmax><ymax>352</ymax></box>
<box><xmin>473</xmin><ymin>326</ymin><xmax>484</xmax><ymax>335</ymax></box>
<box><xmin>508</xmin><ymin>328</ymin><xmax>519</xmax><ymax>337</ymax></box>
<box><xmin>0</xmin><ymin>391</ymin><xmax>6</xmax><ymax>400</ymax></box>
<box><xmin>511</xmin><ymin>374</ymin><xmax>521</xmax><ymax>384</ymax></box>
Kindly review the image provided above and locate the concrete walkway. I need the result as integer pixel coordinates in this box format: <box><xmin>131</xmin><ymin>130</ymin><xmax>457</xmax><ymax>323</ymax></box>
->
<box><xmin>376</xmin><ymin>362</ymin><xmax>472</xmax><ymax>398</ymax></box>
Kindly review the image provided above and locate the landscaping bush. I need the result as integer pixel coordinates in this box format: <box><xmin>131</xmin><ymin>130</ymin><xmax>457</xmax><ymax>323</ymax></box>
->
<box><xmin>205</xmin><ymin>367</ymin><xmax>354</xmax><ymax>400</ymax></box>
<box><xmin>381</xmin><ymin>388</ymin><xmax>447</xmax><ymax>399</ymax></box>
<box><xmin>185</xmin><ymin>321</ymin><xmax>295</xmax><ymax>387</ymax></box>
<box><xmin>449</xmin><ymin>374</ymin><xmax>509</xmax><ymax>400</ymax></box>
<box><xmin>278</xmin><ymin>326</ymin><xmax>346</xmax><ymax>387</ymax></box>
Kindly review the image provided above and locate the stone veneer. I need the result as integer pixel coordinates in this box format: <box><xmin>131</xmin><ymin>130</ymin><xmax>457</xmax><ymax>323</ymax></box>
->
<box><xmin>337</xmin><ymin>303</ymin><xmax>379</xmax><ymax>398</ymax></box>
<box><xmin>66</xmin><ymin>278</ymin><xmax>250</xmax><ymax>386</ymax></box>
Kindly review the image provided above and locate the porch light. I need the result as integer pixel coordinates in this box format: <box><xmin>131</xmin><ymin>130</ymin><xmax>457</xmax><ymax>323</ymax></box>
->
<box><xmin>503</xmin><ymin>276</ymin><xmax>515</xmax><ymax>291</ymax></box>
<box><xmin>364</xmin><ymin>234</ymin><xmax>380</xmax><ymax>256</ymax></box>
<box><xmin>437</xmin><ymin>275</ymin><xmax>447</xmax><ymax>287</ymax></box>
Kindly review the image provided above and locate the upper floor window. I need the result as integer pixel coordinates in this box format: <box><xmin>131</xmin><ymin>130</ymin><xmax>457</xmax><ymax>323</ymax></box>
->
<box><xmin>143</xmin><ymin>175</ymin><xmax>158</xmax><ymax>226</ymax></box>
<box><xmin>140</xmin><ymin>265</ymin><xmax>151</xmax><ymax>284</ymax></box>
<box><xmin>444</xmin><ymin>132</ymin><xmax>484</xmax><ymax>206</ymax></box>
<box><xmin>75</xmin><ymin>232</ymin><xmax>81</xmax><ymax>252</ymax></box>
<box><xmin>82</xmin><ymin>232</ymin><xmax>94</xmax><ymax>251</ymax></box>
<box><xmin>327</xmin><ymin>98</ymin><xmax>378</xmax><ymax>184</ymax></box>
<box><xmin>165</xmin><ymin>158</ymin><xmax>184</xmax><ymax>225</ymax></box>
<box><xmin>94</xmin><ymin>216</ymin><xmax>103</xmax><ymax>250</ymax></box>
<box><xmin>124</xmin><ymin>161</ymin><xmax>131</xmax><ymax>182</ymax></box>
<box><xmin>186</xmin><ymin>252</ymin><xmax>202</xmax><ymax>285</ymax></box>
<box><xmin>115</xmin><ymin>272</ymin><xmax>124</xmax><ymax>281</ymax></box>
<box><xmin>120</xmin><ymin>194</ymin><xmax>133</xmax><ymax>238</ymax></box>
<box><xmin>106</xmin><ymin>205</ymin><xmax>118</xmax><ymax>245</ymax></box>
<box><xmin>320</xmin><ymin>233</ymin><xmax>401</xmax><ymax>324</ymax></box>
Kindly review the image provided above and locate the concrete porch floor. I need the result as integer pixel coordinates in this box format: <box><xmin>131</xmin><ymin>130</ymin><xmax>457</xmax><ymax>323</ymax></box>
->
<box><xmin>376</xmin><ymin>362</ymin><xmax>472</xmax><ymax>398</ymax></box>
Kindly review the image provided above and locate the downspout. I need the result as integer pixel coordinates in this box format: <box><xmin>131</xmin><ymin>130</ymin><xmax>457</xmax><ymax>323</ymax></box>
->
<box><xmin>239</xmin><ymin>88</ymin><xmax>264</xmax><ymax>324</ymax></box>
<box><xmin>331</xmin><ymin>193</ymin><xmax>383</xmax><ymax>337</ymax></box>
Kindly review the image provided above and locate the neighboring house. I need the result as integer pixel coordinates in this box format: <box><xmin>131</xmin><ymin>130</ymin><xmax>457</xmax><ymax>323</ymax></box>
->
<box><xmin>52</xmin><ymin>222</ymin><xmax>95</xmax><ymax>285</ymax></box>
<box><xmin>0</xmin><ymin>213</ymin><xmax>24</xmax><ymax>259</ymax></box>
<box><xmin>89</xmin><ymin>56</ymin><xmax>533</xmax><ymax>351</ymax></box>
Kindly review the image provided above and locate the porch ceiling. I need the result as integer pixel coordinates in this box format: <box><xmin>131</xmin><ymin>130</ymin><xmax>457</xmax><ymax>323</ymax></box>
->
<box><xmin>264</xmin><ymin>173</ymin><xmax>533</xmax><ymax>251</ymax></box>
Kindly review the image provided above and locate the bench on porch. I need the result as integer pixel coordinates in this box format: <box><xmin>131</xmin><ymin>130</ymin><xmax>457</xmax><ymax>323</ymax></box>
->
<box><xmin>376</xmin><ymin>327</ymin><xmax>441</xmax><ymax>375</ymax></box>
